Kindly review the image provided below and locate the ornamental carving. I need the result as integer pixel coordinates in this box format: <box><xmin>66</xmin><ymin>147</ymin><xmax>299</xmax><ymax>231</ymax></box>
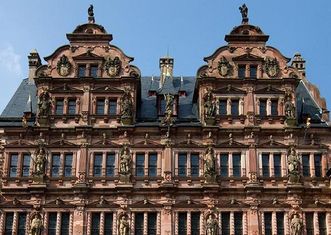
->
<box><xmin>56</xmin><ymin>55</ymin><xmax>72</xmax><ymax>77</ymax></box>
<box><xmin>118</xmin><ymin>214</ymin><xmax>130</xmax><ymax>235</ymax></box>
<box><xmin>264</xmin><ymin>57</ymin><xmax>279</xmax><ymax>77</ymax></box>
<box><xmin>120</xmin><ymin>89</ymin><xmax>133</xmax><ymax>122</ymax></box>
<box><xmin>38</xmin><ymin>89</ymin><xmax>51</xmax><ymax>117</ymax></box>
<box><xmin>290</xmin><ymin>213</ymin><xmax>303</xmax><ymax>235</ymax></box>
<box><xmin>119</xmin><ymin>145</ymin><xmax>132</xmax><ymax>176</ymax></box>
<box><xmin>218</xmin><ymin>56</ymin><xmax>233</xmax><ymax>76</ymax></box>
<box><xmin>203</xmin><ymin>89</ymin><xmax>216</xmax><ymax>123</ymax></box>
<box><xmin>206</xmin><ymin>214</ymin><xmax>218</xmax><ymax>235</ymax></box>
<box><xmin>285</xmin><ymin>93</ymin><xmax>296</xmax><ymax>119</ymax></box>
<box><xmin>32</xmin><ymin>145</ymin><xmax>47</xmax><ymax>179</ymax></box>
<box><xmin>104</xmin><ymin>56</ymin><xmax>121</xmax><ymax>77</ymax></box>
<box><xmin>30</xmin><ymin>213</ymin><xmax>43</xmax><ymax>235</ymax></box>
<box><xmin>162</xmin><ymin>94</ymin><xmax>175</xmax><ymax>126</ymax></box>
<box><xmin>287</xmin><ymin>147</ymin><xmax>300</xmax><ymax>184</ymax></box>
<box><xmin>204</xmin><ymin>146</ymin><xmax>216</xmax><ymax>181</ymax></box>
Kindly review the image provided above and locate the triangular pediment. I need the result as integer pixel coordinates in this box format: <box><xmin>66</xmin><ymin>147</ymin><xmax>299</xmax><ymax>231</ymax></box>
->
<box><xmin>0</xmin><ymin>198</ymin><xmax>30</xmax><ymax>208</ymax></box>
<box><xmin>258</xmin><ymin>140</ymin><xmax>286</xmax><ymax>148</ymax></box>
<box><xmin>87</xmin><ymin>198</ymin><xmax>119</xmax><ymax>208</ymax></box>
<box><xmin>232</xmin><ymin>53</ymin><xmax>264</xmax><ymax>62</ymax></box>
<box><xmin>51</xmin><ymin>85</ymin><xmax>84</xmax><ymax>93</ymax></box>
<box><xmin>174</xmin><ymin>200</ymin><xmax>205</xmax><ymax>208</ymax></box>
<box><xmin>214</xmin><ymin>85</ymin><xmax>246</xmax><ymax>94</ymax></box>
<box><xmin>176</xmin><ymin>140</ymin><xmax>202</xmax><ymax>148</ymax></box>
<box><xmin>216</xmin><ymin>140</ymin><xmax>248</xmax><ymax>148</ymax></box>
<box><xmin>92</xmin><ymin>86</ymin><xmax>124</xmax><ymax>93</ymax></box>
<box><xmin>255</xmin><ymin>85</ymin><xmax>284</xmax><ymax>94</ymax></box>
<box><xmin>49</xmin><ymin>139</ymin><xmax>78</xmax><ymax>147</ymax></box>
<box><xmin>134</xmin><ymin>139</ymin><xmax>163</xmax><ymax>148</ymax></box>
<box><xmin>93</xmin><ymin>139</ymin><xmax>121</xmax><ymax>147</ymax></box>
<box><xmin>73</xmin><ymin>52</ymin><xmax>104</xmax><ymax>61</ymax></box>
<box><xmin>131</xmin><ymin>200</ymin><xmax>162</xmax><ymax>208</ymax></box>
<box><xmin>44</xmin><ymin>198</ymin><xmax>74</xmax><ymax>208</ymax></box>
<box><xmin>6</xmin><ymin>140</ymin><xmax>35</xmax><ymax>147</ymax></box>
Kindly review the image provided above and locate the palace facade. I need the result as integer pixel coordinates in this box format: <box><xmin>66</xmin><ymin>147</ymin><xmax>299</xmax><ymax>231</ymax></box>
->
<box><xmin>0</xmin><ymin>4</ymin><xmax>330</xmax><ymax>235</ymax></box>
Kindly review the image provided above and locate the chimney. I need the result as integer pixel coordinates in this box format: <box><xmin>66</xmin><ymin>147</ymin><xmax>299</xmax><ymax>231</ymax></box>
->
<box><xmin>159</xmin><ymin>56</ymin><xmax>174</xmax><ymax>88</ymax></box>
<box><xmin>291</xmin><ymin>53</ymin><xmax>306</xmax><ymax>77</ymax></box>
<box><xmin>28</xmin><ymin>49</ymin><xmax>41</xmax><ymax>83</ymax></box>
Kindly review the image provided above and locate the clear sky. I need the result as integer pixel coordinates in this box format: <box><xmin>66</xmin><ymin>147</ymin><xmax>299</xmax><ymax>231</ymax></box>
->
<box><xmin>0</xmin><ymin>1</ymin><xmax>330</xmax><ymax>112</ymax></box>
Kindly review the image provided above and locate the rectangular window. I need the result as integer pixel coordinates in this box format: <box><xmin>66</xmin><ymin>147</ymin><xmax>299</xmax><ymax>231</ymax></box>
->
<box><xmin>22</xmin><ymin>154</ymin><xmax>31</xmax><ymax>177</ymax></box>
<box><xmin>109</xmin><ymin>99</ymin><xmax>117</xmax><ymax>115</ymax></box>
<box><xmin>96</xmin><ymin>99</ymin><xmax>105</xmax><ymax>115</ymax></box>
<box><xmin>48</xmin><ymin>212</ymin><xmax>57</xmax><ymax>235</ymax></box>
<box><xmin>93</xmin><ymin>154</ymin><xmax>102</xmax><ymax>177</ymax></box>
<box><xmin>104</xmin><ymin>213</ymin><xmax>113</xmax><ymax>235</ymax></box>
<box><xmin>259</xmin><ymin>100</ymin><xmax>267</xmax><ymax>117</ymax></box>
<box><xmin>178</xmin><ymin>153</ymin><xmax>187</xmax><ymax>177</ymax></box>
<box><xmin>250</xmin><ymin>65</ymin><xmax>257</xmax><ymax>78</ymax></box>
<box><xmin>64</xmin><ymin>153</ymin><xmax>73</xmax><ymax>177</ymax></box>
<box><xmin>264</xmin><ymin>212</ymin><xmax>272</xmax><ymax>235</ymax></box>
<box><xmin>233</xmin><ymin>153</ymin><xmax>241</xmax><ymax>177</ymax></box>
<box><xmin>219</xmin><ymin>100</ymin><xmax>227</xmax><ymax>115</ymax></box>
<box><xmin>91</xmin><ymin>213</ymin><xmax>100</xmax><ymax>235</ymax></box>
<box><xmin>55</xmin><ymin>99</ymin><xmax>64</xmax><ymax>115</ymax></box>
<box><xmin>220</xmin><ymin>153</ymin><xmax>229</xmax><ymax>177</ymax></box>
<box><xmin>90</xmin><ymin>65</ymin><xmax>98</xmax><ymax>78</ymax></box>
<box><xmin>51</xmin><ymin>154</ymin><xmax>61</xmax><ymax>177</ymax></box>
<box><xmin>221</xmin><ymin>212</ymin><xmax>230</xmax><ymax>235</ymax></box>
<box><xmin>61</xmin><ymin>212</ymin><xmax>70</xmax><ymax>235</ymax></box>
<box><xmin>238</xmin><ymin>65</ymin><xmax>246</xmax><ymax>78</ymax></box>
<box><xmin>190</xmin><ymin>153</ymin><xmax>200</xmax><ymax>177</ymax></box>
<box><xmin>4</xmin><ymin>212</ymin><xmax>13</xmax><ymax>235</ymax></box>
<box><xmin>78</xmin><ymin>64</ymin><xmax>86</xmax><ymax>77</ymax></box>
<box><xmin>302</xmin><ymin>154</ymin><xmax>310</xmax><ymax>177</ymax></box>
<box><xmin>306</xmin><ymin>212</ymin><xmax>314</xmax><ymax>235</ymax></box>
<box><xmin>106</xmin><ymin>153</ymin><xmax>115</xmax><ymax>177</ymax></box>
<box><xmin>178</xmin><ymin>212</ymin><xmax>187</xmax><ymax>235</ymax></box>
<box><xmin>234</xmin><ymin>212</ymin><xmax>243</xmax><ymax>235</ymax></box>
<box><xmin>136</xmin><ymin>153</ymin><xmax>145</xmax><ymax>177</ymax></box>
<box><xmin>135</xmin><ymin>212</ymin><xmax>144</xmax><ymax>235</ymax></box>
<box><xmin>68</xmin><ymin>99</ymin><xmax>76</xmax><ymax>115</ymax></box>
<box><xmin>231</xmin><ymin>100</ymin><xmax>239</xmax><ymax>116</ymax></box>
<box><xmin>262</xmin><ymin>153</ymin><xmax>270</xmax><ymax>177</ymax></box>
<box><xmin>276</xmin><ymin>212</ymin><xmax>284</xmax><ymax>235</ymax></box>
<box><xmin>318</xmin><ymin>212</ymin><xmax>327</xmax><ymax>235</ymax></box>
<box><xmin>274</xmin><ymin>153</ymin><xmax>282</xmax><ymax>177</ymax></box>
<box><xmin>191</xmin><ymin>212</ymin><xmax>200</xmax><ymax>235</ymax></box>
<box><xmin>148</xmin><ymin>153</ymin><xmax>157</xmax><ymax>177</ymax></box>
<box><xmin>148</xmin><ymin>213</ymin><xmax>157</xmax><ymax>235</ymax></box>
<box><xmin>9</xmin><ymin>154</ymin><xmax>18</xmax><ymax>177</ymax></box>
<box><xmin>271</xmin><ymin>100</ymin><xmax>278</xmax><ymax>116</ymax></box>
<box><xmin>17</xmin><ymin>212</ymin><xmax>27</xmax><ymax>235</ymax></box>
<box><xmin>314</xmin><ymin>153</ymin><xmax>322</xmax><ymax>177</ymax></box>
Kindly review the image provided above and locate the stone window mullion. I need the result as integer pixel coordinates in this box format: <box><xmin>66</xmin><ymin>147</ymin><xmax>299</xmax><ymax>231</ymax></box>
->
<box><xmin>272</xmin><ymin>212</ymin><xmax>276</xmax><ymax>235</ymax></box>
<box><xmin>270</xmin><ymin>153</ymin><xmax>274</xmax><ymax>177</ymax></box>
<box><xmin>144</xmin><ymin>152</ymin><xmax>148</xmax><ymax>177</ymax></box>
<box><xmin>102</xmin><ymin>152</ymin><xmax>106</xmax><ymax>177</ymax></box>
<box><xmin>100</xmin><ymin>212</ymin><xmax>105</xmax><ymax>235</ymax></box>
<box><xmin>310</xmin><ymin>153</ymin><xmax>315</xmax><ymax>177</ymax></box>
<box><xmin>229</xmin><ymin>152</ymin><xmax>233</xmax><ymax>176</ymax></box>
<box><xmin>56</xmin><ymin>212</ymin><xmax>61</xmax><ymax>235</ymax></box>
<box><xmin>144</xmin><ymin>212</ymin><xmax>148</xmax><ymax>235</ymax></box>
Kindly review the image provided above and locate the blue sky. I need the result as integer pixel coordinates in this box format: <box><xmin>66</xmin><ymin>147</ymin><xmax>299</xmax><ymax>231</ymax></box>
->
<box><xmin>0</xmin><ymin>1</ymin><xmax>330</xmax><ymax>112</ymax></box>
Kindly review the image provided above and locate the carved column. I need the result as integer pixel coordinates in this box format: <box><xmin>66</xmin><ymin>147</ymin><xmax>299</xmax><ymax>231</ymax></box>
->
<box><xmin>230</xmin><ymin>212</ymin><xmax>234</xmax><ymax>235</ymax></box>
<box><xmin>272</xmin><ymin>212</ymin><xmax>276</xmax><ymax>235</ymax></box>
<box><xmin>314</xmin><ymin>212</ymin><xmax>319</xmax><ymax>235</ymax></box>
<box><xmin>25</xmin><ymin>213</ymin><xmax>31</xmax><ymax>233</ymax></box>
<box><xmin>161</xmin><ymin>208</ymin><xmax>173</xmax><ymax>235</ymax></box>
<box><xmin>64</xmin><ymin>97</ymin><xmax>68</xmax><ymax>115</ymax></box>
<box><xmin>243</xmin><ymin>212</ymin><xmax>248</xmax><ymax>235</ymax></box>
<box><xmin>227</xmin><ymin>98</ymin><xmax>232</xmax><ymax>115</ymax></box>
<box><xmin>102</xmin><ymin>152</ymin><xmax>106</xmax><ymax>177</ymax></box>
<box><xmin>270</xmin><ymin>153</ymin><xmax>274</xmax><ymax>177</ymax></box>
<box><xmin>69</xmin><ymin>212</ymin><xmax>73</xmax><ymax>235</ymax></box>
<box><xmin>0</xmin><ymin>212</ymin><xmax>4</xmax><ymax>234</ymax></box>
<box><xmin>157</xmin><ymin>212</ymin><xmax>161</xmax><ymax>235</ymax></box>
<box><xmin>44</xmin><ymin>212</ymin><xmax>49</xmax><ymax>233</ymax></box>
<box><xmin>261</xmin><ymin>212</ymin><xmax>265</xmax><ymax>235</ymax></box>
<box><xmin>281</xmin><ymin>152</ymin><xmax>287</xmax><ymax>177</ymax></box>
<box><xmin>105</xmin><ymin>97</ymin><xmax>109</xmax><ymax>115</ymax></box>
<box><xmin>12</xmin><ymin>212</ymin><xmax>18</xmax><ymax>235</ymax></box>
<box><xmin>284</xmin><ymin>212</ymin><xmax>289</xmax><ymax>235</ymax></box>
<box><xmin>322</xmin><ymin>152</ymin><xmax>327</xmax><ymax>177</ymax></box>
<box><xmin>310</xmin><ymin>153</ymin><xmax>315</xmax><ymax>177</ymax></box>
<box><xmin>229</xmin><ymin>152</ymin><xmax>233</xmax><ymax>176</ymax></box>
<box><xmin>267</xmin><ymin>98</ymin><xmax>272</xmax><ymax>116</ymax></box>
<box><xmin>86</xmin><ymin>212</ymin><xmax>91</xmax><ymax>235</ymax></box>
<box><xmin>56</xmin><ymin>212</ymin><xmax>61</xmax><ymax>235</ymax></box>
<box><xmin>187</xmin><ymin>212</ymin><xmax>191</xmax><ymax>235</ymax></box>
<box><xmin>113</xmin><ymin>213</ymin><xmax>117</xmax><ymax>235</ymax></box>
<box><xmin>327</xmin><ymin>212</ymin><xmax>331</xmax><ymax>235</ymax></box>
<box><xmin>100</xmin><ymin>212</ymin><xmax>105</xmax><ymax>235</ymax></box>
<box><xmin>144</xmin><ymin>212</ymin><xmax>148</xmax><ymax>235</ymax></box>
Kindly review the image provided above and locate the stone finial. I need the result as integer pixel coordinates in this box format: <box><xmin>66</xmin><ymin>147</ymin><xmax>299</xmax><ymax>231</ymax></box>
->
<box><xmin>28</xmin><ymin>49</ymin><xmax>41</xmax><ymax>83</ymax></box>
<box><xmin>88</xmin><ymin>4</ymin><xmax>95</xmax><ymax>23</ymax></box>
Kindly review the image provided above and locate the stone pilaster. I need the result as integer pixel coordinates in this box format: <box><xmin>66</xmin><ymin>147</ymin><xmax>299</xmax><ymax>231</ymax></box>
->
<box><xmin>73</xmin><ymin>207</ymin><xmax>85</xmax><ymax>235</ymax></box>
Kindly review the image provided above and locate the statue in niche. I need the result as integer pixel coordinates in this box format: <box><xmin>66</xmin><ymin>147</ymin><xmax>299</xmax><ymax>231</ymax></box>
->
<box><xmin>120</xmin><ymin>89</ymin><xmax>133</xmax><ymax>119</ymax></box>
<box><xmin>119</xmin><ymin>214</ymin><xmax>130</xmax><ymax>235</ymax></box>
<box><xmin>264</xmin><ymin>57</ymin><xmax>280</xmax><ymax>77</ymax></box>
<box><xmin>290</xmin><ymin>214</ymin><xmax>303</xmax><ymax>235</ymax></box>
<box><xmin>104</xmin><ymin>56</ymin><xmax>122</xmax><ymax>77</ymax></box>
<box><xmin>56</xmin><ymin>54</ymin><xmax>72</xmax><ymax>77</ymax></box>
<box><xmin>37</xmin><ymin>89</ymin><xmax>51</xmax><ymax>117</ymax></box>
<box><xmin>206</xmin><ymin>214</ymin><xmax>218</xmax><ymax>235</ymax></box>
<box><xmin>32</xmin><ymin>146</ymin><xmax>47</xmax><ymax>178</ymax></box>
<box><xmin>30</xmin><ymin>213</ymin><xmax>43</xmax><ymax>235</ymax></box>
<box><xmin>285</xmin><ymin>95</ymin><xmax>296</xmax><ymax>119</ymax></box>
<box><xmin>287</xmin><ymin>147</ymin><xmax>300</xmax><ymax>183</ymax></box>
<box><xmin>162</xmin><ymin>93</ymin><xmax>174</xmax><ymax>126</ymax></box>
<box><xmin>204</xmin><ymin>146</ymin><xmax>216</xmax><ymax>177</ymax></box>
<box><xmin>203</xmin><ymin>89</ymin><xmax>216</xmax><ymax>119</ymax></box>
<box><xmin>239</xmin><ymin>4</ymin><xmax>248</xmax><ymax>24</ymax></box>
<box><xmin>119</xmin><ymin>145</ymin><xmax>131</xmax><ymax>175</ymax></box>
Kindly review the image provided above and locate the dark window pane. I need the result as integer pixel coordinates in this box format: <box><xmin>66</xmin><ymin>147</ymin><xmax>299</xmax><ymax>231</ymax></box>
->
<box><xmin>306</xmin><ymin>212</ymin><xmax>314</xmax><ymax>235</ymax></box>
<box><xmin>68</xmin><ymin>99</ymin><xmax>76</xmax><ymax>115</ymax></box>
<box><xmin>250</xmin><ymin>65</ymin><xmax>257</xmax><ymax>78</ymax></box>
<box><xmin>104</xmin><ymin>213</ymin><xmax>113</xmax><ymax>235</ymax></box>
<box><xmin>91</xmin><ymin>65</ymin><xmax>98</xmax><ymax>78</ymax></box>
<box><xmin>10</xmin><ymin>154</ymin><xmax>18</xmax><ymax>177</ymax></box>
<box><xmin>106</xmin><ymin>153</ymin><xmax>115</xmax><ymax>177</ymax></box>
<box><xmin>260</xmin><ymin>100</ymin><xmax>267</xmax><ymax>117</ymax></box>
<box><xmin>78</xmin><ymin>65</ymin><xmax>86</xmax><ymax>77</ymax></box>
<box><xmin>234</xmin><ymin>212</ymin><xmax>243</xmax><ymax>235</ymax></box>
<box><xmin>238</xmin><ymin>65</ymin><xmax>246</xmax><ymax>78</ymax></box>
<box><xmin>94</xmin><ymin>154</ymin><xmax>102</xmax><ymax>177</ymax></box>
<box><xmin>96</xmin><ymin>99</ymin><xmax>105</xmax><ymax>115</ymax></box>
<box><xmin>178</xmin><ymin>153</ymin><xmax>187</xmax><ymax>177</ymax></box>
<box><xmin>233</xmin><ymin>153</ymin><xmax>241</xmax><ymax>177</ymax></box>
<box><xmin>91</xmin><ymin>213</ymin><xmax>100</xmax><ymax>235</ymax></box>
<box><xmin>264</xmin><ymin>212</ymin><xmax>272</xmax><ymax>235</ymax></box>
<box><xmin>302</xmin><ymin>154</ymin><xmax>310</xmax><ymax>177</ymax></box>
<box><xmin>319</xmin><ymin>213</ymin><xmax>327</xmax><ymax>235</ymax></box>
<box><xmin>64</xmin><ymin>153</ymin><xmax>73</xmax><ymax>177</ymax></box>
<box><xmin>135</xmin><ymin>213</ymin><xmax>144</xmax><ymax>235</ymax></box>
<box><xmin>219</xmin><ymin>100</ymin><xmax>227</xmax><ymax>115</ymax></box>
<box><xmin>52</xmin><ymin>154</ymin><xmax>60</xmax><ymax>177</ymax></box>
<box><xmin>4</xmin><ymin>212</ymin><xmax>13</xmax><ymax>235</ymax></box>
<box><xmin>56</xmin><ymin>99</ymin><xmax>64</xmax><ymax>115</ymax></box>
<box><xmin>271</xmin><ymin>100</ymin><xmax>278</xmax><ymax>116</ymax></box>
<box><xmin>222</xmin><ymin>212</ymin><xmax>230</xmax><ymax>235</ymax></box>
<box><xmin>148</xmin><ymin>213</ymin><xmax>157</xmax><ymax>235</ymax></box>
<box><xmin>178</xmin><ymin>212</ymin><xmax>187</xmax><ymax>234</ymax></box>
<box><xmin>61</xmin><ymin>213</ymin><xmax>70</xmax><ymax>235</ymax></box>
<box><xmin>191</xmin><ymin>212</ymin><xmax>200</xmax><ymax>235</ymax></box>
<box><xmin>314</xmin><ymin>154</ymin><xmax>322</xmax><ymax>177</ymax></box>
<box><xmin>48</xmin><ymin>212</ymin><xmax>57</xmax><ymax>235</ymax></box>
<box><xmin>262</xmin><ymin>153</ymin><xmax>270</xmax><ymax>177</ymax></box>
<box><xmin>274</xmin><ymin>153</ymin><xmax>282</xmax><ymax>177</ymax></box>
<box><xmin>276</xmin><ymin>212</ymin><xmax>284</xmax><ymax>235</ymax></box>
<box><xmin>17</xmin><ymin>212</ymin><xmax>27</xmax><ymax>235</ymax></box>
<box><xmin>109</xmin><ymin>100</ymin><xmax>117</xmax><ymax>115</ymax></box>
<box><xmin>231</xmin><ymin>100</ymin><xmax>239</xmax><ymax>116</ymax></box>
<box><xmin>148</xmin><ymin>153</ymin><xmax>158</xmax><ymax>177</ymax></box>
<box><xmin>220</xmin><ymin>153</ymin><xmax>229</xmax><ymax>177</ymax></box>
<box><xmin>191</xmin><ymin>153</ymin><xmax>199</xmax><ymax>177</ymax></box>
<box><xmin>136</xmin><ymin>153</ymin><xmax>145</xmax><ymax>177</ymax></box>
<box><xmin>22</xmin><ymin>154</ymin><xmax>31</xmax><ymax>177</ymax></box>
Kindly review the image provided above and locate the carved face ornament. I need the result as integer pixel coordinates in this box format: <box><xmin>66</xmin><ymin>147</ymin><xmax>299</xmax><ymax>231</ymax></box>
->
<box><xmin>264</xmin><ymin>57</ymin><xmax>279</xmax><ymax>77</ymax></box>
<box><xmin>105</xmin><ymin>56</ymin><xmax>121</xmax><ymax>77</ymax></box>
<box><xmin>56</xmin><ymin>55</ymin><xmax>72</xmax><ymax>77</ymax></box>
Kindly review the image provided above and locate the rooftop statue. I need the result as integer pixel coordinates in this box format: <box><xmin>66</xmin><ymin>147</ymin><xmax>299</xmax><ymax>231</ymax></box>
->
<box><xmin>88</xmin><ymin>4</ymin><xmax>94</xmax><ymax>17</ymax></box>
<box><xmin>239</xmin><ymin>4</ymin><xmax>249</xmax><ymax>24</ymax></box>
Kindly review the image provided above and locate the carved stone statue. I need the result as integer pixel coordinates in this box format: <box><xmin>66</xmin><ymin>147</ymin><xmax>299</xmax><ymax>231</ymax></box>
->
<box><xmin>37</xmin><ymin>89</ymin><xmax>51</xmax><ymax>117</ymax></box>
<box><xmin>204</xmin><ymin>146</ymin><xmax>216</xmax><ymax>177</ymax></box>
<box><xmin>239</xmin><ymin>4</ymin><xmax>248</xmax><ymax>24</ymax></box>
<box><xmin>119</xmin><ymin>214</ymin><xmax>129</xmax><ymax>235</ymax></box>
<box><xmin>30</xmin><ymin>213</ymin><xmax>43</xmax><ymax>235</ymax></box>
<box><xmin>119</xmin><ymin>145</ymin><xmax>131</xmax><ymax>175</ymax></box>
<box><xmin>203</xmin><ymin>90</ymin><xmax>216</xmax><ymax>119</ymax></box>
<box><xmin>285</xmin><ymin>95</ymin><xmax>296</xmax><ymax>119</ymax></box>
<box><xmin>287</xmin><ymin>147</ymin><xmax>300</xmax><ymax>183</ymax></box>
<box><xmin>32</xmin><ymin>146</ymin><xmax>47</xmax><ymax>177</ymax></box>
<box><xmin>88</xmin><ymin>4</ymin><xmax>94</xmax><ymax>17</ymax></box>
<box><xmin>290</xmin><ymin>214</ymin><xmax>303</xmax><ymax>235</ymax></box>
<box><xmin>120</xmin><ymin>89</ymin><xmax>133</xmax><ymax>119</ymax></box>
<box><xmin>162</xmin><ymin>93</ymin><xmax>174</xmax><ymax>126</ymax></box>
<box><xmin>206</xmin><ymin>214</ymin><xmax>218</xmax><ymax>235</ymax></box>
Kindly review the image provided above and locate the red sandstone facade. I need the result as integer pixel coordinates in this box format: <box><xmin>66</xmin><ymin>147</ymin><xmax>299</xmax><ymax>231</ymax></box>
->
<box><xmin>0</xmin><ymin>5</ymin><xmax>330</xmax><ymax>235</ymax></box>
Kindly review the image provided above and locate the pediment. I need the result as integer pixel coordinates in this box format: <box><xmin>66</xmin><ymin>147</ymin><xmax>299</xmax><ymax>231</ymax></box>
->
<box><xmin>131</xmin><ymin>200</ymin><xmax>162</xmax><ymax>208</ymax></box>
<box><xmin>176</xmin><ymin>140</ymin><xmax>202</xmax><ymax>148</ymax></box>
<box><xmin>6</xmin><ymin>140</ymin><xmax>35</xmax><ymax>148</ymax></box>
<box><xmin>260</xmin><ymin>200</ymin><xmax>291</xmax><ymax>208</ymax></box>
<box><xmin>93</xmin><ymin>139</ymin><xmax>121</xmax><ymax>147</ymax></box>
<box><xmin>134</xmin><ymin>140</ymin><xmax>163</xmax><ymax>148</ymax></box>
<box><xmin>255</xmin><ymin>85</ymin><xmax>284</xmax><ymax>94</ymax></box>
<box><xmin>0</xmin><ymin>198</ymin><xmax>30</xmax><ymax>208</ymax></box>
<box><xmin>258</xmin><ymin>140</ymin><xmax>286</xmax><ymax>148</ymax></box>
<box><xmin>51</xmin><ymin>84</ymin><xmax>84</xmax><ymax>93</ymax></box>
<box><xmin>92</xmin><ymin>86</ymin><xmax>124</xmax><ymax>93</ymax></box>
<box><xmin>49</xmin><ymin>140</ymin><xmax>78</xmax><ymax>147</ymax></box>
<box><xmin>87</xmin><ymin>198</ymin><xmax>119</xmax><ymax>208</ymax></box>
<box><xmin>73</xmin><ymin>52</ymin><xmax>104</xmax><ymax>61</ymax></box>
<box><xmin>214</xmin><ymin>85</ymin><xmax>246</xmax><ymax>94</ymax></box>
<box><xmin>232</xmin><ymin>53</ymin><xmax>264</xmax><ymax>62</ymax></box>
<box><xmin>44</xmin><ymin>198</ymin><xmax>74</xmax><ymax>208</ymax></box>
<box><xmin>216</xmin><ymin>140</ymin><xmax>248</xmax><ymax>148</ymax></box>
<box><xmin>174</xmin><ymin>200</ymin><xmax>205</xmax><ymax>208</ymax></box>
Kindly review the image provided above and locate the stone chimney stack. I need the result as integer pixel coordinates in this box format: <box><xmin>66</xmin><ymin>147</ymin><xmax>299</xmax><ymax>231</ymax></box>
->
<box><xmin>28</xmin><ymin>49</ymin><xmax>41</xmax><ymax>84</ymax></box>
<box><xmin>291</xmin><ymin>53</ymin><xmax>306</xmax><ymax>77</ymax></box>
<box><xmin>159</xmin><ymin>57</ymin><xmax>174</xmax><ymax>88</ymax></box>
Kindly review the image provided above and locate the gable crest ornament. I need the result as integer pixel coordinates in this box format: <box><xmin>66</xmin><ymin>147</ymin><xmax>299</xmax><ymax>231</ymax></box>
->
<box><xmin>218</xmin><ymin>56</ymin><xmax>233</xmax><ymax>77</ymax></box>
<box><xmin>264</xmin><ymin>57</ymin><xmax>279</xmax><ymax>77</ymax></box>
<box><xmin>104</xmin><ymin>56</ymin><xmax>122</xmax><ymax>77</ymax></box>
<box><xmin>56</xmin><ymin>55</ymin><xmax>72</xmax><ymax>77</ymax></box>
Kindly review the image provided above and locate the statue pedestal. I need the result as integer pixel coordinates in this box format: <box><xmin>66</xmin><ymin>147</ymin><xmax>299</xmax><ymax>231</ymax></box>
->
<box><xmin>204</xmin><ymin>174</ymin><xmax>217</xmax><ymax>184</ymax></box>
<box><xmin>37</xmin><ymin>116</ymin><xmax>49</xmax><ymax>126</ymax></box>
<box><xmin>28</xmin><ymin>181</ymin><xmax>47</xmax><ymax>194</ymax></box>
<box><xmin>202</xmin><ymin>182</ymin><xmax>219</xmax><ymax>193</ymax></box>
<box><xmin>204</xmin><ymin>118</ymin><xmax>216</xmax><ymax>126</ymax></box>
<box><xmin>286</xmin><ymin>183</ymin><xmax>304</xmax><ymax>194</ymax></box>
<box><xmin>285</xmin><ymin>117</ymin><xmax>296</xmax><ymax>126</ymax></box>
<box><xmin>121</xmin><ymin>117</ymin><xmax>133</xmax><ymax>125</ymax></box>
<box><xmin>118</xmin><ymin>174</ymin><xmax>131</xmax><ymax>184</ymax></box>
